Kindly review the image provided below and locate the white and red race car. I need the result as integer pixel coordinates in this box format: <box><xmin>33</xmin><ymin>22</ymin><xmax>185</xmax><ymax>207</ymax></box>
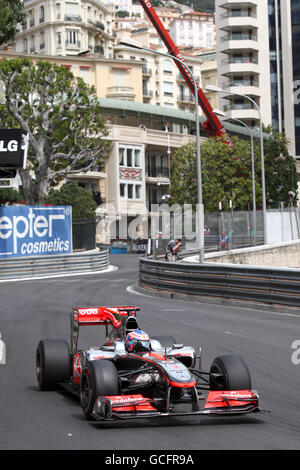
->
<box><xmin>36</xmin><ymin>305</ymin><xmax>259</xmax><ymax>421</ymax></box>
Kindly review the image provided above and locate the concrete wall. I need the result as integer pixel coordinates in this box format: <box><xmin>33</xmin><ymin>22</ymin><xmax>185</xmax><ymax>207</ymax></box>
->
<box><xmin>205</xmin><ymin>240</ymin><xmax>300</xmax><ymax>268</ymax></box>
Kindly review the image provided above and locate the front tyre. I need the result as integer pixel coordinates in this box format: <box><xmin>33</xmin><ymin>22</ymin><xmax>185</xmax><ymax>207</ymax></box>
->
<box><xmin>80</xmin><ymin>360</ymin><xmax>119</xmax><ymax>419</ymax></box>
<box><xmin>210</xmin><ymin>354</ymin><xmax>252</xmax><ymax>391</ymax></box>
<box><xmin>36</xmin><ymin>339</ymin><xmax>71</xmax><ymax>390</ymax></box>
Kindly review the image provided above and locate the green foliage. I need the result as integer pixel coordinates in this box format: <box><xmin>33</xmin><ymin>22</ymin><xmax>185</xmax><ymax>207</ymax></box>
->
<box><xmin>0</xmin><ymin>0</ymin><xmax>26</xmax><ymax>45</ymax></box>
<box><xmin>0</xmin><ymin>188</ymin><xmax>24</xmax><ymax>205</ymax></box>
<box><xmin>46</xmin><ymin>182</ymin><xmax>97</xmax><ymax>221</ymax></box>
<box><xmin>0</xmin><ymin>58</ymin><xmax>109</xmax><ymax>204</ymax></box>
<box><xmin>263</xmin><ymin>131</ymin><xmax>298</xmax><ymax>207</ymax></box>
<box><xmin>115</xmin><ymin>10</ymin><xmax>130</xmax><ymax>17</ymax></box>
<box><xmin>170</xmin><ymin>132</ymin><xmax>298</xmax><ymax>211</ymax></box>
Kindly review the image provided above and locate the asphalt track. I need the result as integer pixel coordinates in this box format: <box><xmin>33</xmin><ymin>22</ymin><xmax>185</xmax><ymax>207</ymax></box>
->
<box><xmin>0</xmin><ymin>254</ymin><xmax>299</xmax><ymax>451</ymax></box>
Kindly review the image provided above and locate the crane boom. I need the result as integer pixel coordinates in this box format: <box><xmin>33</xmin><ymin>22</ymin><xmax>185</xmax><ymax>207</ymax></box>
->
<box><xmin>137</xmin><ymin>0</ymin><xmax>233</xmax><ymax>147</ymax></box>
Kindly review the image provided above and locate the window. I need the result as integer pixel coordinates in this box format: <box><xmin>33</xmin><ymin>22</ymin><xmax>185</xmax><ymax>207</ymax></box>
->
<box><xmin>56</xmin><ymin>32</ymin><xmax>62</xmax><ymax>45</ymax></box>
<box><xmin>163</xmin><ymin>81</ymin><xmax>173</xmax><ymax>96</ymax></box>
<box><xmin>119</xmin><ymin>146</ymin><xmax>141</xmax><ymax>168</ymax></box>
<box><xmin>56</xmin><ymin>3</ymin><xmax>61</xmax><ymax>19</ymax></box>
<box><xmin>40</xmin><ymin>5</ymin><xmax>45</xmax><ymax>22</ymax></box>
<box><xmin>120</xmin><ymin>183</ymin><xmax>142</xmax><ymax>199</ymax></box>
<box><xmin>120</xmin><ymin>183</ymin><xmax>126</xmax><ymax>197</ymax></box>
<box><xmin>163</xmin><ymin>59</ymin><xmax>173</xmax><ymax>74</ymax></box>
<box><xmin>128</xmin><ymin>184</ymin><xmax>134</xmax><ymax>199</ymax></box>
<box><xmin>40</xmin><ymin>31</ymin><xmax>45</xmax><ymax>49</ymax></box>
<box><xmin>66</xmin><ymin>29</ymin><xmax>78</xmax><ymax>44</ymax></box>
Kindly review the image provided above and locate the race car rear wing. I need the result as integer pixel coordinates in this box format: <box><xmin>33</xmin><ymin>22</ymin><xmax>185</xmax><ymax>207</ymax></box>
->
<box><xmin>70</xmin><ymin>306</ymin><xmax>140</xmax><ymax>355</ymax></box>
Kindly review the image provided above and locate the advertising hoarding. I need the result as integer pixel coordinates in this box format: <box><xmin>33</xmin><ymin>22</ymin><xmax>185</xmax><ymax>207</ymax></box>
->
<box><xmin>0</xmin><ymin>206</ymin><xmax>72</xmax><ymax>258</ymax></box>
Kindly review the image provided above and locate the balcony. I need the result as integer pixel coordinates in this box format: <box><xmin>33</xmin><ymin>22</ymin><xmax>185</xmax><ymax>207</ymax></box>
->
<box><xmin>221</xmin><ymin>56</ymin><xmax>258</xmax><ymax>65</ymax></box>
<box><xmin>220</xmin><ymin>10</ymin><xmax>257</xmax><ymax>19</ymax></box>
<box><xmin>94</xmin><ymin>45</ymin><xmax>104</xmax><ymax>55</ymax></box>
<box><xmin>220</xmin><ymin>33</ymin><xmax>257</xmax><ymax>42</ymax></box>
<box><xmin>177</xmin><ymin>94</ymin><xmax>195</xmax><ymax>104</ymax></box>
<box><xmin>96</xmin><ymin>21</ymin><xmax>105</xmax><ymax>31</ymax></box>
<box><xmin>224</xmin><ymin>102</ymin><xmax>255</xmax><ymax>111</ymax></box>
<box><xmin>142</xmin><ymin>90</ymin><xmax>153</xmax><ymax>99</ymax></box>
<box><xmin>65</xmin><ymin>40</ymin><xmax>81</xmax><ymax>50</ymax></box>
<box><xmin>106</xmin><ymin>86</ymin><xmax>135</xmax><ymax>101</ymax></box>
<box><xmin>146</xmin><ymin>168</ymin><xmax>169</xmax><ymax>179</ymax></box>
<box><xmin>142</xmin><ymin>66</ymin><xmax>152</xmax><ymax>77</ymax></box>
<box><xmin>64</xmin><ymin>14</ymin><xmax>82</xmax><ymax>22</ymax></box>
<box><xmin>223</xmin><ymin>79</ymin><xmax>259</xmax><ymax>88</ymax></box>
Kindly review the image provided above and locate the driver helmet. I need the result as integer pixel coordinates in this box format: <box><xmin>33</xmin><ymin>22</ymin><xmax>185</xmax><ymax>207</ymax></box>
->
<box><xmin>126</xmin><ymin>329</ymin><xmax>150</xmax><ymax>353</ymax></box>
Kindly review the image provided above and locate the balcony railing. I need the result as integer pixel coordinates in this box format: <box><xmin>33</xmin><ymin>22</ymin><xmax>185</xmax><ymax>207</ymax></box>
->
<box><xmin>146</xmin><ymin>168</ymin><xmax>169</xmax><ymax>178</ymax></box>
<box><xmin>221</xmin><ymin>33</ymin><xmax>257</xmax><ymax>41</ymax></box>
<box><xmin>224</xmin><ymin>102</ymin><xmax>255</xmax><ymax>111</ymax></box>
<box><xmin>223</xmin><ymin>79</ymin><xmax>259</xmax><ymax>88</ymax></box>
<box><xmin>177</xmin><ymin>94</ymin><xmax>195</xmax><ymax>103</ymax></box>
<box><xmin>65</xmin><ymin>40</ymin><xmax>81</xmax><ymax>49</ymax></box>
<box><xmin>221</xmin><ymin>56</ymin><xmax>258</xmax><ymax>65</ymax></box>
<box><xmin>96</xmin><ymin>21</ymin><xmax>105</xmax><ymax>31</ymax></box>
<box><xmin>220</xmin><ymin>10</ymin><xmax>257</xmax><ymax>19</ymax></box>
<box><xmin>64</xmin><ymin>14</ymin><xmax>82</xmax><ymax>22</ymax></box>
<box><xmin>94</xmin><ymin>45</ymin><xmax>104</xmax><ymax>54</ymax></box>
<box><xmin>142</xmin><ymin>67</ymin><xmax>152</xmax><ymax>76</ymax></box>
<box><xmin>143</xmin><ymin>90</ymin><xmax>153</xmax><ymax>97</ymax></box>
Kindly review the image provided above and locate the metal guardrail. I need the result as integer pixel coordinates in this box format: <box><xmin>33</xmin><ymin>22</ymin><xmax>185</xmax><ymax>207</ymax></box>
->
<box><xmin>0</xmin><ymin>249</ymin><xmax>109</xmax><ymax>280</ymax></box>
<box><xmin>139</xmin><ymin>257</ymin><xmax>300</xmax><ymax>309</ymax></box>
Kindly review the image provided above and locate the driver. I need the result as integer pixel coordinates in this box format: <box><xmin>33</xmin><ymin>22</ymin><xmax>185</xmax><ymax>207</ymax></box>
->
<box><xmin>125</xmin><ymin>329</ymin><xmax>151</xmax><ymax>353</ymax></box>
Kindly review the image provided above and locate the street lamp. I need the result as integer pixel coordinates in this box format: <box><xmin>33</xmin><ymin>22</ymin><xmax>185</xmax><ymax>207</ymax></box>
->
<box><xmin>213</xmin><ymin>109</ymin><xmax>257</xmax><ymax>246</ymax></box>
<box><xmin>119</xmin><ymin>39</ymin><xmax>205</xmax><ymax>262</ymax></box>
<box><xmin>206</xmin><ymin>84</ymin><xmax>267</xmax><ymax>245</ymax></box>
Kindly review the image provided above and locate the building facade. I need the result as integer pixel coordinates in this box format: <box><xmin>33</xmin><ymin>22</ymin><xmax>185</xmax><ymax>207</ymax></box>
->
<box><xmin>15</xmin><ymin>0</ymin><xmax>115</xmax><ymax>58</ymax></box>
<box><xmin>114</xmin><ymin>38</ymin><xmax>218</xmax><ymax>115</ymax></box>
<box><xmin>169</xmin><ymin>11</ymin><xmax>216</xmax><ymax>49</ymax></box>
<box><xmin>215</xmin><ymin>0</ymin><xmax>272</xmax><ymax>129</ymax></box>
<box><xmin>216</xmin><ymin>0</ymin><xmax>300</xmax><ymax>165</ymax></box>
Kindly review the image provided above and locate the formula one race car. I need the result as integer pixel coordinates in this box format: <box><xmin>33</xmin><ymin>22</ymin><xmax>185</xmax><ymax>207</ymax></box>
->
<box><xmin>36</xmin><ymin>305</ymin><xmax>259</xmax><ymax>421</ymax></box>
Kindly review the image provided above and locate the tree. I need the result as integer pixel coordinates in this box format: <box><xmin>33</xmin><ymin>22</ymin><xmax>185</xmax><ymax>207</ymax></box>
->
<box><xmin>0</xmin><ymin>0</ymin><xmax>26</xmax><ymax>46</ymax></box>
<box><xmin>170</xmin><ymin>136</ymin><xmax>263</xmax><ymax>212</ymax></box>
<box><xmin>0</xmin><ymin>58</ymin><xmax>109</xmax><ymax>205</ymax></box>
<box><xmin>263</xmin><ymin>129</ymin><xmax>298</xmax><ymax>207</ymax></box>
<box><xmin>115</xmin><ymin>10</ymin><xmax>130</xmax><ymax>18</ymax></box>
<box><xmin>46</xmin><ymin>182</ymin><xmax>97</xmax><ymax>221</ymax></box>
<box><xmin>170</xmin><ymin>132</ymin><xmax>298</xmax><ymax>212</ymax></box>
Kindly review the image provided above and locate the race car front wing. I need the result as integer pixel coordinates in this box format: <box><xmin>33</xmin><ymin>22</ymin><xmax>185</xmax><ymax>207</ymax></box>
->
<box><xmin>91</xmin><ymin>390</ymin><xmax>260</xmax><ymax>421</ymax></box>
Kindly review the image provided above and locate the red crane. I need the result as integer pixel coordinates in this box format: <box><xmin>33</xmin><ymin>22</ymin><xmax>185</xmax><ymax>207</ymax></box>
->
<box><xmin>137</xmin><ymin>0</ymin><xmax>233</xmax><ymax>147</ymax></box>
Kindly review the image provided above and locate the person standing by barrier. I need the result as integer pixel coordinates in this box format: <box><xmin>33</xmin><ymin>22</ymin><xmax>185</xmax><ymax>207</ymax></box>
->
<box><xmin>218</xmin><ymin>232</ymin><xmax>231</xmax><ymax>251</ymax></box>
<box><xmin>165</xmin><ymin>238</ymin><xmax>182</xmax><ymax>261</ymax></box>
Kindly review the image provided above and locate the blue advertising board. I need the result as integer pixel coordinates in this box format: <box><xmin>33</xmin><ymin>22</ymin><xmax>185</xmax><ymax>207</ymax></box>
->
<box><xmin>0</xmin><ymin>206</ymin><xmax>72</xmax><ymax>258</ymax></box>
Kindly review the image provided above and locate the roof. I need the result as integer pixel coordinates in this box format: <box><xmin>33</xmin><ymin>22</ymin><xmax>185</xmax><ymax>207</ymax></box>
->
<box><xmin>98</xmin><ymin>98</ymin><xmax>265</xmax><ymax>139</ymax></box>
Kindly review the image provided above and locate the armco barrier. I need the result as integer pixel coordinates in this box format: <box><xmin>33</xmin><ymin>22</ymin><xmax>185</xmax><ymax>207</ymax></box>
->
<box><xmin>139</xmin><ymin>257</ymin><xmax>300</xmax><ymax>309</ymax></box>
<box><xmin>0</xmin><ymin>249</ymin><xmax>109</xmax><ymax>280</ymax></box>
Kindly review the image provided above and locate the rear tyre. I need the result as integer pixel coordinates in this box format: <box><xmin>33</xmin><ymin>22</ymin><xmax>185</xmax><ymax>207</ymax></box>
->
<box><xmin>151</xmin><ymin>336</ymin><xmax>176</xmax><ymax>348</ymax></box>
<box><xmin>36</xmin><ymin>339</ymin><xmax>71</xmax><ymax>390</ymax></box>
<box><xmin>209</xmin><ymin>354</ymin><xmax>252</xmax><ymax>391</ymax></box>
<box><xmin>80</xmin><ymin>360</ymin><xmax>119</xmax><ymax>419</ymax></box>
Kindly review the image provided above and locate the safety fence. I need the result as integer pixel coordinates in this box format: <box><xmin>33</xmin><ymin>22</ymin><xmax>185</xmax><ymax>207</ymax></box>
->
<box><xmin>139</xmin><ymin>257</ymin><xmax>300</xmax><ymax>309</ymax></box>
<box><xmin>0</xmin><ymin>249</ymin><xmax>109</xmax><ymax>280</ymax></box>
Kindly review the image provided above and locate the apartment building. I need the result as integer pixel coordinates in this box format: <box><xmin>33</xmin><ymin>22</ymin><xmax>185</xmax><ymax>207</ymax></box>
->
<box><xmin>169</xmin><ymin>11</ymin><xmax>216</xmax><ymax>49</ymax></box>
<box><xmin>15</xmin><ymin>0</ymin><xmax>114</xmax><ymax>58</ymax></box>
<box><xmin>114</xmin><ymin>37</ymin><xmax>218</xmax><ymax>115</ymax></box>
<box><xmin>215</xmin><ymin>0</ymin><xmax>300</xmax><ymax>166</ymax></box>
<box><xmin>215</xmin><ymin>0</ymin><xmax>272</xmax><ymax>130</ymax></box>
